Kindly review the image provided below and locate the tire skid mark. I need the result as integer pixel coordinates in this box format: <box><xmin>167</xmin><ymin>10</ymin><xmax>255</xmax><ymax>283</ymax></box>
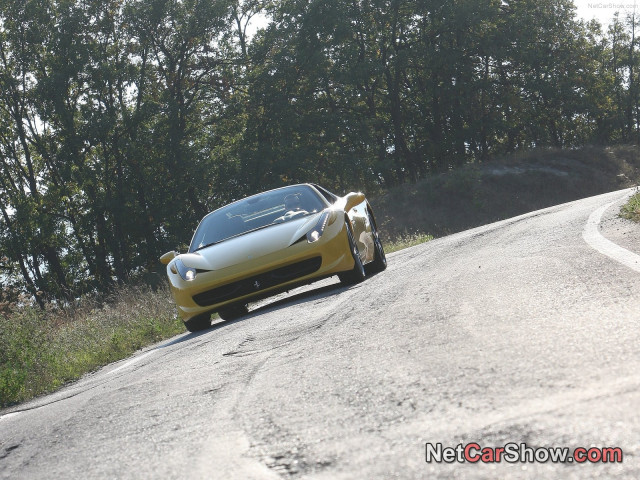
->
<box><xmin>192</xmin><ymin>355</ymin><xmax>282</xmax><ymax>480</ymax></box>
<box><xmin>223</xmin><ymin>339</ymin><xmax>295</xmax><ymax>357</ymax></box>
<box><xmin>222</xmin><ymin>321</ymin><xmax>325</xmax><ymax>358</ymax></box>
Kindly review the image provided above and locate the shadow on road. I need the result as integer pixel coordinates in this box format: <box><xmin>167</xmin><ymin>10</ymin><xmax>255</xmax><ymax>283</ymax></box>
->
<box><xmin>155</xmin><ymin>278</ymin><xmax>353</xmax><ymax>349</ymax></box>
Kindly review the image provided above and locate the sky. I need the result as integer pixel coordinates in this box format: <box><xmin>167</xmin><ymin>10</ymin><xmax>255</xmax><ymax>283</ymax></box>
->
<box><xmin>245</xmin><ymin>2</ymin><xmax>636</xmax><ymax>34</ymax></box>
<box><xmin>574</xmin><ymin>0</ymin><xmax>639</xmax><ymax>27</ymax></box>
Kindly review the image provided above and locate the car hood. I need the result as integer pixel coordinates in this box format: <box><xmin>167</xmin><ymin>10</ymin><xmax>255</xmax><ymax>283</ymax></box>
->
<box><xmin>178</xmin><ymin>212</ymin><xmax>323</xmax><ymax>271</ymax></box>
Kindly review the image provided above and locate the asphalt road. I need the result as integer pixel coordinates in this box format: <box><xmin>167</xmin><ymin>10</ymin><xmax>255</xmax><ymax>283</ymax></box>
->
<box><xmin>1</xmin><ymin>188</ymin><xmax>639</xmax><ymax>479</ymax></box>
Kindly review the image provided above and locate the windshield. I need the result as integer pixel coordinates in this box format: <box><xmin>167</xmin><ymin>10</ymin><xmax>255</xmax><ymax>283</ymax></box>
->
<box><xmin>190</xmin><ymin>185</ymin><xmax>327</xmax><ymax>252</ymax></box>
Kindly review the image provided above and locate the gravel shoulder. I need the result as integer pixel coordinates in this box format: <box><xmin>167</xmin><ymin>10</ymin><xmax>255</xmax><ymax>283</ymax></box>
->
<box><xmin>599</xmin><ymin>191</ymin><xmax>640</xmax><ymax>256</ymax></box>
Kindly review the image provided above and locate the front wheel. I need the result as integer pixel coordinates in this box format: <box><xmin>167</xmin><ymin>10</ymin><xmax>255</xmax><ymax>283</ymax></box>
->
<box><xmin>184</xmin><ymin>313</ymin><xmax>212</xmax><ymax>332</ymax></box>
<box><xmin>338</xmin><ymin>221</ymin><xmax>366</xmax><ymax>285</ymax></box>
<box><xmin>366</xmin><ymin>211</ymin><xmax>387</xmax><ymax>274</ymax></box>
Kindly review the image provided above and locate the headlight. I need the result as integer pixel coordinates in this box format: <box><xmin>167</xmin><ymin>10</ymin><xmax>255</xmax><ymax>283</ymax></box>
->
<box><xmin>175</xmin><ymin>259</ymin><xmax>197</xmax><ymax>281</ymax></box>
<box><xmin>306</xmin><ymin>210</ymin><xmax>337</xmax><ymax>243</ymax></box>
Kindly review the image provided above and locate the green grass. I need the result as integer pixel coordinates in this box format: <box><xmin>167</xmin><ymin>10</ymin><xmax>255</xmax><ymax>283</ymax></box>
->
<box><xmin>0</xmin><ymin>284</ymin><xmax>184</xmax><ymax>408</ymax></box>
<box><xmin>621</xmin><ymin>192</ymin><xmax>640</xmax><ymax>222</ymax></box>
<box><xmin>385</xmin><ymin>232</ymin><xmax>434</xmax><ymax>254</ymax></box>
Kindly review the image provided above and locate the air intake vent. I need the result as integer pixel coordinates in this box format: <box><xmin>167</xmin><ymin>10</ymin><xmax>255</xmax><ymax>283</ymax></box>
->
<box><xmin>192</xmin><ymin>256</ymin><xmax>322</xmax><ymax>307</ymax></box>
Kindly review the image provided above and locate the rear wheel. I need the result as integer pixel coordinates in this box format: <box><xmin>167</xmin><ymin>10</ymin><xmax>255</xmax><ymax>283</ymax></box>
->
<box><xmin>218</xmin><ymin>304</ymin><xmax>249</xmax><ymax>321</ymax></box>
<box><xmin>183</xmin><ymin>313</ymin><xmax>212</xmax><ymax>332</ymax></box>
<box><xmin>366</xmin><ymin>211</ymin><xmax>387</xmax><ymax>274</ymax></box>
<box><xmin>339</xmin><ymin>220</ymin><xmax>366</xmax><ymax>285</ymax></box>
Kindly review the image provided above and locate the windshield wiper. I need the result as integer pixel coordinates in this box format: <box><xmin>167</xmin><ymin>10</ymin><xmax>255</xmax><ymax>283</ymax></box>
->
<box><xmin>193</xmin><ymin>241</ymin><xmax>220</xmax><ymax>252</ymax></box>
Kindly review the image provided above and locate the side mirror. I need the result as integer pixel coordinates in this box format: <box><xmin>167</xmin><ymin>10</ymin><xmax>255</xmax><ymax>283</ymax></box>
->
<box><xmin>344</xmin><ymin>192</ymin><xmax>366</xmax><ymax>212</ymax></box>
<box><xmin>160</xmin><ymin>251</ymin><xmax>177</xmax><ymax>265</ymax></box>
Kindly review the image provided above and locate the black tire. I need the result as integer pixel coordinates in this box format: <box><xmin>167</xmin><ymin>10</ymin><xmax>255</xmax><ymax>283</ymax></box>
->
<box><xmin>338</xmin><ymin>220</ymin><xmax>366</xmax><ymax>285</ymax></box>
<box><xmin>366</xmin><ymin>211</ymin><xmax>387</xmax><ymax>274</ymax></box>
<box><xmin>218</xmin><ymin>304</ymin><xmax>249</xmax><ymax>321</ymax></box>
<box><xmin>183</xmin><ymin>313</ymin><xmax>212</xmax><ymax>332</ymax></box>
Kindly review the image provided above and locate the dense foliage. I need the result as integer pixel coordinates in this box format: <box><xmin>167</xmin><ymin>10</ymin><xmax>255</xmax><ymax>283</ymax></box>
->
<box><xmin>1</xmin><ymin>0</ymin><xmax>639</xmax><ymax>301</ymax></box>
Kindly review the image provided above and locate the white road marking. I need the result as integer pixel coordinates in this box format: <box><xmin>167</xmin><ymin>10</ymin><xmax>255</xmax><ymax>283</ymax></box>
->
<box><xmin>583</xmin><ymin>192</ymin><xmax>640</xmax><ymax>273</ymax></box>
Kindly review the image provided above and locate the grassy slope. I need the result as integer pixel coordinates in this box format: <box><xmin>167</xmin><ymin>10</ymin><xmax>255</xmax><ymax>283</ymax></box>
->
<box><xmin>2</xmin><ymin>145</ymin><xmax>639</xmax><ymax>408</ymax></box>
<box><xmin>375</xmin><ymin>145</ymin><xmax>640</xmax><ymax>244</ymax></box>
<box><xmin>0</xmin><ymin>285</ymin><xmax>184</xmax><ymax>407</ymax></box>
<box><xmin>621</xmin><ymin>192</ymin><xmax>640</xmax><ymax>222</ymax></box>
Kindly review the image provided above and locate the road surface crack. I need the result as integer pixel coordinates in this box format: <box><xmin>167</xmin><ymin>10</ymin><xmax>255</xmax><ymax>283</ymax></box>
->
<box><xmin>0</xmin><ymin>443</ymin><xmax>20</xmax><ymax>460</ymax></box>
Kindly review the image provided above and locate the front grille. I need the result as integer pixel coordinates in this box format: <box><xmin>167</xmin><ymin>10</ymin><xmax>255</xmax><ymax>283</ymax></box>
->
<box><xmin>192</xmin><ymin>256</ymin><xmax>322</xmax><ymax>307</ymax></box>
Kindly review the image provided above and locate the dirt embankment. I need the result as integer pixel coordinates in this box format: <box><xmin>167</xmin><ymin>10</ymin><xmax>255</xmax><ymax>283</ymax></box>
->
<box><xmin>373</xmin><ymin>145</ymin><xmax>640</xmax><ymax>241</ymax></box>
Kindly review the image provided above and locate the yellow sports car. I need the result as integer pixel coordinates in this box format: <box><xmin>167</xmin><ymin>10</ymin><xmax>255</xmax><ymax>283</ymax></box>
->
<box><xmin>160</xmin><ymin>184</ymin><xmax>387</xmax><ymax>332</ymax></box>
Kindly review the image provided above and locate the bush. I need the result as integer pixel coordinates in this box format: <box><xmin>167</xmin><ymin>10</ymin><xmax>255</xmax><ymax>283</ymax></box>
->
<box><xmin>621</xmin><ymin>191</ymin><xmax>640</xmax><ymax>222</ymax></box>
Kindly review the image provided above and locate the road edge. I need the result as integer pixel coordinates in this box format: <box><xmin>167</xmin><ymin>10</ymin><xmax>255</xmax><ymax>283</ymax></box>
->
<box><xmin>583</xmin><ymin>189</ymin><xmax>640</xmax><ymax>273</ymax></box>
